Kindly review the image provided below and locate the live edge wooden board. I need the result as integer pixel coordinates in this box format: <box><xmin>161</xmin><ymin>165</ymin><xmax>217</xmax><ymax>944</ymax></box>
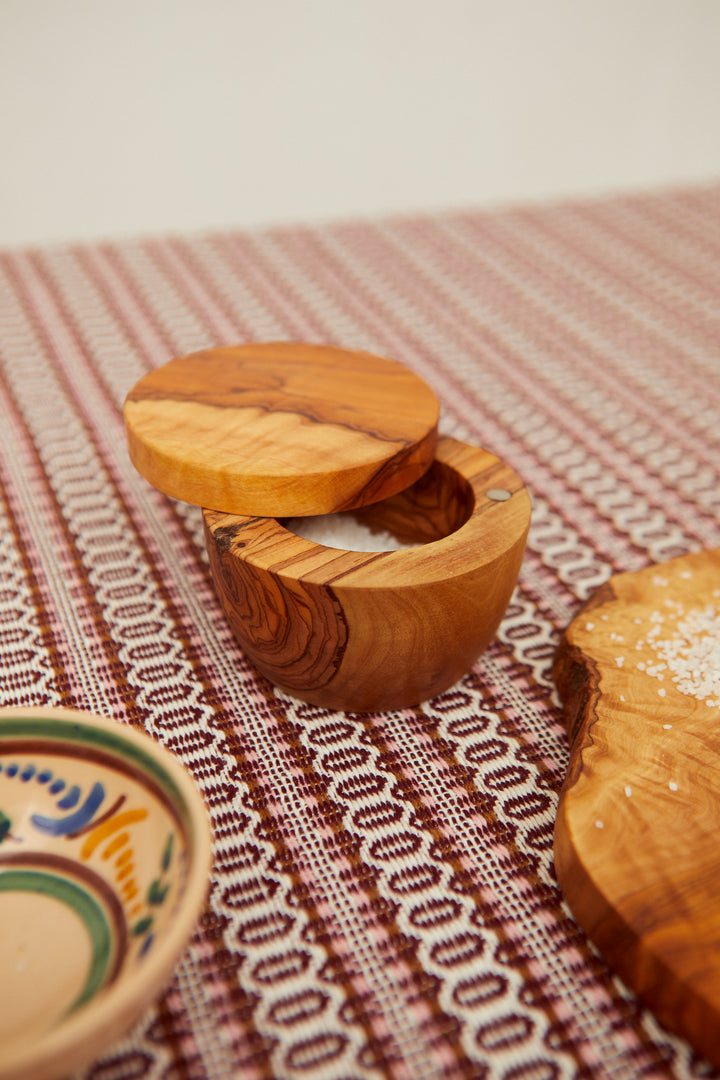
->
<box><xmin>554</xmin><ymin>548</ymin><xmax>720</xmax><ymax>1067</ymax></box>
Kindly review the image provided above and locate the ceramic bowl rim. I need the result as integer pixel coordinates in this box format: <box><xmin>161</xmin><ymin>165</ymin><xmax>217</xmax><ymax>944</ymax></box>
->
<box><xmin>0</xmin><ymin>705</ymin><xmax>213</xmax><ymax>1080</ymax></box>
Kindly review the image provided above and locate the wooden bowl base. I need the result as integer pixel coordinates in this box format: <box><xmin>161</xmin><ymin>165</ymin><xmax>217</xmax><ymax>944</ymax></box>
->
<box><xmin>204</xmin><ymin>437</ymin><xmax>531</xmax><ymax>712</ymax></box>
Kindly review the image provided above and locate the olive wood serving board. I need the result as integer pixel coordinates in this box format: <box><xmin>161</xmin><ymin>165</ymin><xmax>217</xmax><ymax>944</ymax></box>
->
<box><xmin>554</xmin><ymin>548</ymin><xmax>720</xmax><ymax>1067</ymax></box>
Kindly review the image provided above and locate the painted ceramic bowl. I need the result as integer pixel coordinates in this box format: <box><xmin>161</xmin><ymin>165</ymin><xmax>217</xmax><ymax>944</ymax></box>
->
<box><xmin>0</xmin><ymin>707</ymin><xmax>212</xmax><ymax>1080</ymax></box>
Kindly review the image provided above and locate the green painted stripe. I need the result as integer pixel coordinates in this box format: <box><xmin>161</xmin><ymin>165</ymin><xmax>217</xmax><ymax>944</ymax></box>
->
<box><xmin>0</xmin><ymin>869</ymin><xmax>114</xmax><ymax>1011</ymax></box>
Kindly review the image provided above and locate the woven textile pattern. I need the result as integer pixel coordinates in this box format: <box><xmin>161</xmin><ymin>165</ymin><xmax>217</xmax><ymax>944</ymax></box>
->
<box><xmin>1</xmin><ymin>184</ymin><xmax>719</xmax><ymax>1079</ymax></box>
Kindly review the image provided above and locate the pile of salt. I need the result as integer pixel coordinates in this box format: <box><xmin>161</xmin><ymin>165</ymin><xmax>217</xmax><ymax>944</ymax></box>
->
<box><xmin>284</xmin><ymin>513</ymin><xmax>418</xmax><ymax>552</ymax></box>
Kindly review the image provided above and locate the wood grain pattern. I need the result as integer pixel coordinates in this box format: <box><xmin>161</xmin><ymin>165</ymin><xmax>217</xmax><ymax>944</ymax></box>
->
<box><xmin>123</xmin><ymin>342</ymin><xmax>439</xmax><ymax>516</ymax></box>
<box><xmin>554</xmin><ymin>548</ymin><xmax>720</xmax><ymax>1068</ymax></box>
<box><xmin>204</xmin><ymin>436</ymin><xmax>531</xmax><ymax>712</ymax></box>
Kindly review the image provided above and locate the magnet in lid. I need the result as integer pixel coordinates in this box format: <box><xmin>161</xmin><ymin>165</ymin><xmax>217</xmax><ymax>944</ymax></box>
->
<box><xmin>123</xmin><ymin>342</ymin><xmax>440</xmax><ymax>517</ymax></box>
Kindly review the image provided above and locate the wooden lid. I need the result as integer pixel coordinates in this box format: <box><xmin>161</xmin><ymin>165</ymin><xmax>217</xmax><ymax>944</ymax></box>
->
<box><xmin>123</xmin><ymin>342</ymin><xmax>440</xmax><ymax>516</ymax></box>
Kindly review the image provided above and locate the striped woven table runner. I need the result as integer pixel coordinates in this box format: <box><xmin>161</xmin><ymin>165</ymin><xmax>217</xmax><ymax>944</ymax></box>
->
<box><xmin>1</xmin><ymin>183</ymin><xmax>719</xmax><ymax>1079</ymax></box>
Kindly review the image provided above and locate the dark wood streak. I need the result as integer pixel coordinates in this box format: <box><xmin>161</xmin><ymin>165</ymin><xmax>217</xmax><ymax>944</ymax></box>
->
<box><xmin>204</xmin><ymin>516</ymin><xmax>350</xmax><ymax>693</ymax></box>
<box><xmin>553</xmin><ymin>579</ymin><xmax>619</xmax><ymax>783</ymax></box>
<box><xmin>124</xmin><ymin>343</ymin><xmax>440</xmax><ymax>443</ymax></box>
<box><xmin>333</xmin><ymin>427</ymin><xmax>439</xmax><ymax>511</ymax></box>
<box><xmin>552</xmin><ymin>642</ymin><xmax>603</xmax><ymax>787</ymax></box>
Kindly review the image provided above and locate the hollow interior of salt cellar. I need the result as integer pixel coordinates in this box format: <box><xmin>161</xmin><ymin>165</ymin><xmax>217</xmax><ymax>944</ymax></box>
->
<box><xmin>281</xmin><ymin>458</ymin><xmax>476</xmax><ymax>552</ymax></box>
<box><xmin>283</xmin><ymin>513</ymin><xmax>418</xmax><ymax>552</ymax></box>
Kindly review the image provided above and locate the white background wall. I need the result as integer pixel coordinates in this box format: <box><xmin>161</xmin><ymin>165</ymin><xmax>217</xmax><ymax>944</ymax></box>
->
<box><xmin>1</xmin><ymin>0</ymin><xmax>719</xmax><ymax>247</ymax></box>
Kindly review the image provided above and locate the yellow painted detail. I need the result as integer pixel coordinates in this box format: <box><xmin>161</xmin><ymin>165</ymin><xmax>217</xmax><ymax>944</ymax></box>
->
<box><xmin>102</xmin><ymin>832</ymin><xmax>130</xmax><ymax>860</ymax></box>
<box><xmin>81</xmin><ymin>809</ymin><xmax>148</xmax><ymax>860</ymax></box>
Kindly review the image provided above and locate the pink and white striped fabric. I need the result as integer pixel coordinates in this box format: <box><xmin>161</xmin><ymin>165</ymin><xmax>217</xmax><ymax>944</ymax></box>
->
<box><xmin>1</xmin><ymin>183</ymin><xmax>719</xmax><ymax>1079</ymax></box>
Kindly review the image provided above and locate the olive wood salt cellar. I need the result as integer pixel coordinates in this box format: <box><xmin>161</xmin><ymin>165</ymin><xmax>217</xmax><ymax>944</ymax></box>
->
<box><xmin>124</xmin><ymin>343</ymin><xmax>531</xmax><ymax>711</ymax></box>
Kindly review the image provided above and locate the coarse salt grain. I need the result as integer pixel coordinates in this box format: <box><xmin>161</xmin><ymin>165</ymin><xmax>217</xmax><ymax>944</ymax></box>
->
<box><xmin>669</xmin><ymin>781</ymin><xmax>679</xmax><ymax>791</ymax></box>
<box><xmin>642</xmin><ymin>604</ymin><xmax>720</xmax><ymax>703</ymax></box>
<box><xmin>624</xmin><ymin>786</ymin><xmax>632</xmax><ymax>798</ymax></box>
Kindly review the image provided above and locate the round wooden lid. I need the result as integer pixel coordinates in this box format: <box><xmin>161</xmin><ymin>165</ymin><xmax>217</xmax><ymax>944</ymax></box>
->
<box><xmin>123</xmin><ymin>342</ymin><xmax>440</xmax><ymax>516</ymax></box>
